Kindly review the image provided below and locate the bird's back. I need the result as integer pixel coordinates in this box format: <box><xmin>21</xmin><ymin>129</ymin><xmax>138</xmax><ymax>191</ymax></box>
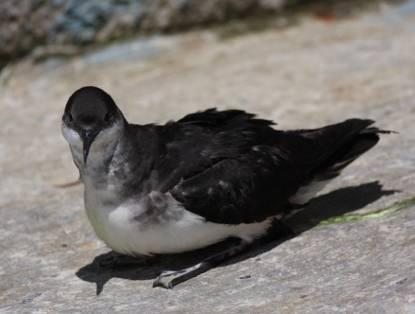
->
<box><xmin>142</xmin><ymin>109</ymin><xmax>386</xmax><ymax>224</ymax></box>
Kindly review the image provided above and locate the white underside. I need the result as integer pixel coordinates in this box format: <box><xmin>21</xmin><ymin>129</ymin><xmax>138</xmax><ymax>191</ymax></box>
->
<box><xmin>84</xmin><ymin>179</ymin><xmax>272</xmax><ymax>256</ymax></box>
<box><xmin>289</xmin><ymin>180</ymin><xmax>329</xmax><ymax>205</ymax></box>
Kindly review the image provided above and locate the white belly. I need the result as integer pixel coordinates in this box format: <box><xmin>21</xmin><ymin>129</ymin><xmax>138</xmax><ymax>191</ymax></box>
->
<box><xmin>84</xmin><ymin>185</ymin><xmax>272</xmax><ymax>256</ymax></box>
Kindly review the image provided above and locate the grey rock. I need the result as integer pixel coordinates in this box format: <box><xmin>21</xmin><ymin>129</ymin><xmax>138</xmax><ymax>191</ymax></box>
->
<box><xmin>0</xmin><ymin>0</ymin><xmax>288</xmax><ymax>65</ymax></box>
<box><xmin>0</xmin><ymin>0</ymin><xmax>61</xmax><ymax>61</ymax></box>
<box><xmin>1</xmin><ymin>1</ymin><xmax>415</xmax><ymax>313</ymax></box>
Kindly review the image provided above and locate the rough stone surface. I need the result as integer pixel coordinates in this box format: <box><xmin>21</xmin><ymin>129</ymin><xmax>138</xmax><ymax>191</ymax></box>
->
<box><xmin>1</xmin><ymin>1</ymin><xmax>415</xmax><ymax>313</ymax></box>
<box><xmin>0</xmin><ymin>0</ymin><xmax>288</xmax><ymax>64</ymax></box>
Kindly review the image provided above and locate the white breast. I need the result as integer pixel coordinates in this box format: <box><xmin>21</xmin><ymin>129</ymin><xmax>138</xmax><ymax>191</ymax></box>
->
<box><xmin>84</xmin><ymin>182</ymin><xmax>272</xmax><ymax>256</ymax></box>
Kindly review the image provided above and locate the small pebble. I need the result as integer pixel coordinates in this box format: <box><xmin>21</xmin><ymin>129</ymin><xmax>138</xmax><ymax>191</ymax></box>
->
<box><xmin>239</xmin><ymin>275</ymin><xmax>251</xmax><ymax>280</ymax></box>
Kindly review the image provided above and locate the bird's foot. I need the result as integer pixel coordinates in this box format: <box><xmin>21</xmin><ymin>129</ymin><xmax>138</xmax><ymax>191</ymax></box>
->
<box><xmin>99</xmin><ymin>251</ymin><xmax>154</xmax><ymax>269</ymax></box>
<box><xmin>153</xmin><ymin>239</ymin><xmax>250</xmax><ymax>289</ymax></box>
<box><xmin>153</xmin><ymin>270</ymin><xmax>184</xmax><ymax>289</ymax></box>
<box><xmin>153</xmin><ymin>263</ymin><xmax>210</xmax><ymax>289</ymax></box>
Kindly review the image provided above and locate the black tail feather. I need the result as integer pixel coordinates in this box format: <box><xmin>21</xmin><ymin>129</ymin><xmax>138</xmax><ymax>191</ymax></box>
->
<box><xmin>314</xmin><ymin>122</ymin><xmax>392</xmax><ymax>180</ymax></box>
<box><xmin>288</xmin><ymin>120</ymin><xmax>392</xmax><ymax>207</ymax></box>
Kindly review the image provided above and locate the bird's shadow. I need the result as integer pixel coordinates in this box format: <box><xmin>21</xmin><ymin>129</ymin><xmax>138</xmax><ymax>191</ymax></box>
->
<box><xmin>76</xmin><ymin>181</ymin><xmax>396</xmax><ymax>294</ymax></box>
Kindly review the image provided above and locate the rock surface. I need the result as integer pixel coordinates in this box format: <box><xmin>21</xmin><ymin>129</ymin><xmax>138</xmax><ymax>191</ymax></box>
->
<box><xmin>0</xmin><ymin>0</ymin><xmax>288</xmax><ymax>65</ymax></box>
<box><xmin>1</xmin><ymin>1</ymin><xmax>415</xmax><ymax>313</ymax></box>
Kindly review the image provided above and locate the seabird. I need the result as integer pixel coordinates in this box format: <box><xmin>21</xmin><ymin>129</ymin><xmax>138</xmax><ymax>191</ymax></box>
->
<box><xmin>62</xmin><ymin>86</ymin><xmax>389</xmax><ymax>288</ymax></box>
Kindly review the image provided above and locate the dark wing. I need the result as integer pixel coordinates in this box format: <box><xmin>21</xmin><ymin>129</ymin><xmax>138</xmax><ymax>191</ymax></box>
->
<box><xmin>161</xmin><ymin>109</ymin><xmax>383</xmax><ymax>224</ymax></box>
<box><xmin>152</xmin><ymin>108</ymin><xmax>276</xmax><ymax>191</ymax></box>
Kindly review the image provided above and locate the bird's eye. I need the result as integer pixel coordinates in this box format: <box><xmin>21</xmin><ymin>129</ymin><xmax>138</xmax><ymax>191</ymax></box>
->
<box><xmin>67</xmin><ymin>113</ymin><xmax>73</xmax><ymax>122</ymax></box>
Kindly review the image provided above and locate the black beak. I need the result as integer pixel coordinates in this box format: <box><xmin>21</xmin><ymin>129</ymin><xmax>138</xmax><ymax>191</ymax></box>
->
<box><xmin>81</xmin><ymin>129</ymin><xmax>99</xmax><ymax>164</ymax></box>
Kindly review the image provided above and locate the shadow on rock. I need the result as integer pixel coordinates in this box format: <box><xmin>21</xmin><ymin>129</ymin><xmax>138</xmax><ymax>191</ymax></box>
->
<box><xmin>286</xmin><ymin>180</ymin><xmax>397</xmax><ymax>231</ymax></box>
<box><xmin>76</xmin><ymin>181</ymin><xmax>396</xmax><ymax>294</ymax></box>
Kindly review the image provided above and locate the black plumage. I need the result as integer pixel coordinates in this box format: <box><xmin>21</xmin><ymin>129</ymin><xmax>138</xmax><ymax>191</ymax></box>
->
<box><xmin>116</xmin><ymin>108</ymin><xmax>385</xmax><ymax>224</ymax></box>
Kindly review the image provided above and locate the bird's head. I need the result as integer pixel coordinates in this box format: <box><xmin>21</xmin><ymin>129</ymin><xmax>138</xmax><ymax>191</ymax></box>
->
<box><xmin>62</xmin><ymin>86</ymin><xmax>126</xmax><ymax>166</ymax></box>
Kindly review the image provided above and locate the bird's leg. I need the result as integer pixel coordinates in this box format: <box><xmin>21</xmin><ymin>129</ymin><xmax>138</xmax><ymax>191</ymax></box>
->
<box><xmin>152</xmin><ymin>219</ymin><xmax>297</xmax><ymax>289</ymax></box>
<box><xmin>153</xmin><ymin>239</ymin><xmax>251</xmax><ymax>289</ymax></box>
<box><xmin>99</xmin><ymin>251</ymin><xmax>155</xmax><ymax>269</ymax></box>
